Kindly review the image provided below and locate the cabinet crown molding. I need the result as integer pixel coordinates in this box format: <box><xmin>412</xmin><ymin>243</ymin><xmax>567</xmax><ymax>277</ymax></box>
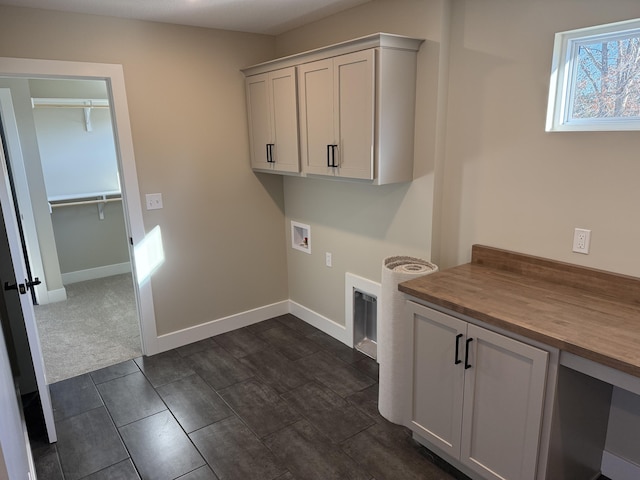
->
<box><xmin>241</xmin><ymin>32</ymin><xmax>424</xmax><ymax>77</ymax></box>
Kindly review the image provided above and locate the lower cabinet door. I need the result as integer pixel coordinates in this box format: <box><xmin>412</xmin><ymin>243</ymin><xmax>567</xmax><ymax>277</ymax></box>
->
<box><xmin>461</xmin><ymin>324</ymin><xmax>548</xmax><ymax>480</ymax></box>
<box><xmin>409</xmin><ymin>302</ymin><xmax>466</xmax><ymax>459</ymax></box>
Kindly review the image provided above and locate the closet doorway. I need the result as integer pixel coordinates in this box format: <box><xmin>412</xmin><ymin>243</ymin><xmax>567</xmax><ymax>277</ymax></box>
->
<box><xmin>0</xmin><ymin>65</ymin><xmax>155</xmax><ymax>384</ymax></box>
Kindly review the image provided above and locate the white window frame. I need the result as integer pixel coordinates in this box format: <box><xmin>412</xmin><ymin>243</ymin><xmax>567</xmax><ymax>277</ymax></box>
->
<box><xmin>546</xmin><ymin>18</ymin><xmax>640</xmax><ymax>132</ymax></box>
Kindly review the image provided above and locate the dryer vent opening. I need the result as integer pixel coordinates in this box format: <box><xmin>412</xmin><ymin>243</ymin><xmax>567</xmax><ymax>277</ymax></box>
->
<box><xmin>353</xmin><ymin>289</ymin><xmax>377</xmax><ymax>359</ymax></box>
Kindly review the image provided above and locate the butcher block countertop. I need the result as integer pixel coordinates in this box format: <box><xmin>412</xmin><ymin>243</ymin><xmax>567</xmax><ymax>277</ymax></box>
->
<box><xmin>398</xmin><ymin>245</ymin><xmax>640</xmax><ymax>378</ymax></box>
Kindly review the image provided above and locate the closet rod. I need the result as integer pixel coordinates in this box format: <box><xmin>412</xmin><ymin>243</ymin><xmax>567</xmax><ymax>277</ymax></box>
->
<box><xmin>33</xmin><ymin>104</ymin><xmax>110</xmax><ymax>109</ymax></box>
<box><xmin>31</xmin><ymin>98</ymin><xmax>110</xmax><ymax>109</ymax></box>
<box><xmin>49</xmin><ymin>197</ymin><xmax>122</xmax><ymax>208</ymax></box>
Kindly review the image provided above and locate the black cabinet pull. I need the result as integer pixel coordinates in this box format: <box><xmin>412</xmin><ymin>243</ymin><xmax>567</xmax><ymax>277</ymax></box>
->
<box><xmin>331</xmin><ymin>145</ymin><xmax>338</xmax><ymax>167</ymax></box>
<box><xmin>464</xmin><ymin>337</ymin><xmax>473</xmax><ymax>369</ymax></box>
<box><xmin>327</xmin><ymin>145</ymin><xmax>335</xmax><ymax>167</ymax></box>
<box><xmin>266</xmin><ymin>144</ymin><xmax>275</xmax><ymax>163</ymax></box>
<box><xmin>454</xmin><ymin>333</ymin><xmax>463</xmax><ymax>365</ymax></box>
<box><xmin>327</xmin><ymin>144</ymin><xmax>338</xmax><ymax>167</ymax></box>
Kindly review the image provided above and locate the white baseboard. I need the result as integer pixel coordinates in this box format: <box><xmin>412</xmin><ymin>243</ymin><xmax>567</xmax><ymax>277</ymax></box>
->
<box><xmin>41</xmin><ymin>287</ymin><xmax>67</xmax><ymax>304</ymax></box>
<box><xmin>156</xmin><ymin>300</ymin><xmax>290</xmax><ymax>353</ymax></box>
<box><xmin>153</xmin><ymin>299</ymin><xmax>351</xmax><ymax>357</ymax></box>
<box><xmin>289</xmin><ymin>300</ymin><xmax>350</xmax><ymax>347</ymax></box>
<box><xmin>62</xmin><ymin>262</ymin><xmax>131</xmax><ymax>285</ymax></box>
<box><xmin>602</xmin><ymin>450</ymin><xmax>640</xmax><ymax>480</ymax></box>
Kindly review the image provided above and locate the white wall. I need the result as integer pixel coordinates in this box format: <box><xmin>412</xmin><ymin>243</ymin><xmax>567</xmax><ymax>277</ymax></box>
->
<box><xmin>34</xmin><ymin>107</ymin><xmax>120</xmax><ymax>198</ymax></box>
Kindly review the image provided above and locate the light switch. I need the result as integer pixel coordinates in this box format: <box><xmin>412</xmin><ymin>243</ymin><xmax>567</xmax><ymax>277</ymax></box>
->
<box><xmin>145</xmin><ymin>193</ymin><xmax>163</xmax><ymax>210</ymax></box>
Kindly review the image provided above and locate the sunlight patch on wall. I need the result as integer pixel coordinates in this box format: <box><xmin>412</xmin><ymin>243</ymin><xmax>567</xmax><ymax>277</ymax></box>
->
<box><xmin>134</xmin><ymin>225</ymin><xmax>165</xmax><ymax>285</ymax></box>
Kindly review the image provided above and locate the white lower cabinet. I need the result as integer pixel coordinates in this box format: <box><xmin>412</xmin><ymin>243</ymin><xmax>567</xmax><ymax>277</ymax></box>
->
<box><xmin>407</xmin><ymin>301</ymin><xmax>549</xmax><ymax>480</ymax></box>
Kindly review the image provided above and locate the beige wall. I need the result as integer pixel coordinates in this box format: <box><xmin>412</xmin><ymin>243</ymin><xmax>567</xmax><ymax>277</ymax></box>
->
<box><xmin>276</xmin><ymin>0</ymin><xmax>445</xmax><ymax>325</ymax></box>
<box><xmin>441</xmin><ymin>0</ymin><xmax>640</xmax><ymax>276</ymax></box>
<box><xmin>0</xmin><ymin>6</ymin><xmax>287</xmax><ymax>335</ymax></box>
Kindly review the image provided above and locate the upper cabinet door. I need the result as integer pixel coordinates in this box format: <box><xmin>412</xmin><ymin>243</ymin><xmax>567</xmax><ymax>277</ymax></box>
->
<box><xmin>269</xmin><ymin>67</ymin><xmax>299</xmax><ymax>173</ymax></box>
<box><xmin>298</xmin><ymin>58</ymin><xmax>335</xmax><ymax>176</ymax></box>
<box><xmin>245</xmin><ymin>67</ymin><xmax>299</xmax><ymax>173</ymax></box>
<box><xmin>245</xmin><ymin>73</ymin><xmax>272</xmax><ymax>170</ymax></box>
<box><xmin>333</xmin><ymin>49</ymin><xmax>375</xmax><ymax>180</ymax></box>
<box><xmin>298</xmin><ymin>51</ymin><xmax>375</xmax><ymax>180</ymax></box>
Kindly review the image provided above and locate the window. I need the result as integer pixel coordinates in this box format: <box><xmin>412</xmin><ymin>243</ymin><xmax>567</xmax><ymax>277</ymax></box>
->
<box><xmin>546</xmin><ymin>18</ymin><xmax>640</xmax><ymax>131</ymax></box>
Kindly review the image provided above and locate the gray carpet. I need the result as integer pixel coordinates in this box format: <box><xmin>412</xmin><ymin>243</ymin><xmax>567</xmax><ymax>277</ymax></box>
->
<box><xmin>34</xmin><ymin>273</ymin><xmax>142</xmax><ymax>384</ymax></box>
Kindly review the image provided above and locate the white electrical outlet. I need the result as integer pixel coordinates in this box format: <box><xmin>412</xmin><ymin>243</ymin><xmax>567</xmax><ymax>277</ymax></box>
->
<box><xmin>325</xmin><ymin>252</ymin><xmax>332</xmax><ymax>267</ymax></box>
<box><xmin>572</xmin><ymin>228</ymin><xmax>591</xmax><ymax>254</ymax></box>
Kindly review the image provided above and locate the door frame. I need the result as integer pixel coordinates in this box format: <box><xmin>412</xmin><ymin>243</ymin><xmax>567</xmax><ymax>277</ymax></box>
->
<box><xmin>0</xmin><ymin>56</ymin><xmax>159</xmax><ymax>356</ymax></box>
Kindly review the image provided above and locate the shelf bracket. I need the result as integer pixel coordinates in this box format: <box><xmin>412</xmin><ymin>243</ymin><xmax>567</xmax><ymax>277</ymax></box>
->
<box><xmin>83</xmin><ymin>107</ymin><xmax>93</xmax><ymax>132</ymax></box>
<box><xmin>97</xmin><ymin>195</ymin><xmax>106</xmax><ymax>220</ymax></box>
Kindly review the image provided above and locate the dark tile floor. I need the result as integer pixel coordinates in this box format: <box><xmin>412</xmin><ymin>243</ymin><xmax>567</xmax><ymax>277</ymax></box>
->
<box><xmin>29</xmin><ymin>314</ymin><xmax>468</xmax><ymax>480</ymax></box>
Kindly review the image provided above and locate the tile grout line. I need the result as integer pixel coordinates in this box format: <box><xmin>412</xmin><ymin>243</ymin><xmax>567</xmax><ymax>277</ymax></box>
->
<box><xmin>88</xmin><ymin>366</ymin><xmax>143</xmax><ymax>480</ymax></box>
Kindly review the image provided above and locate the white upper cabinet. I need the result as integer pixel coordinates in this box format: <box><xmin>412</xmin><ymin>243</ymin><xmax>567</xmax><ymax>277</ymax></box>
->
<box><xmin>245</xmin><ymin>67</ymin><xmax>299</xmax><ymax>173</ymax></box>
<box><xmin>242</xmin><ymin>33</ymin><xmax>423</xmax><ymax>185</ymax></box>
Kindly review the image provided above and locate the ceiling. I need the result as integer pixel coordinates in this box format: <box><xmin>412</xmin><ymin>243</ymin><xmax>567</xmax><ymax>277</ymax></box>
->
<box><xmin>0</xmin><ymin>0</ymin><xmax>372</xmax><ymax>35</ymax></box>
